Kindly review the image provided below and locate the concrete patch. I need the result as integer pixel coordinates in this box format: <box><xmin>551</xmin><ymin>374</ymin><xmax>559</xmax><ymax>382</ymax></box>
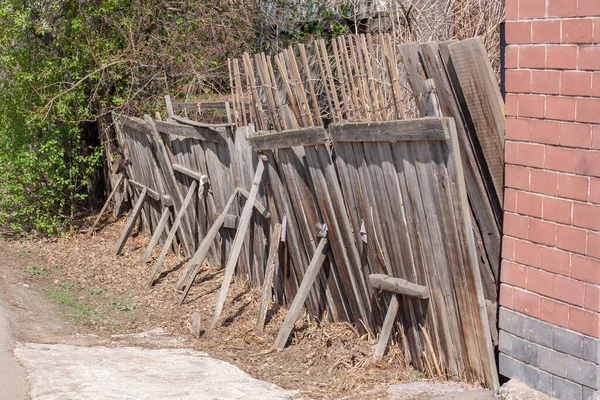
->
<box><xmin>15</xmin><ymin>343</ymin><xmax>298</xmax><ymax>400</ymax></box>
<box><xmin>0</xmin><ymin>301</ymin><xmax>28</xmax><ymax>399</ymax></box>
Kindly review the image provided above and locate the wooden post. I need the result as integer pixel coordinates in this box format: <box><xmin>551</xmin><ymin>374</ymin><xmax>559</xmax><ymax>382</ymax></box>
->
<box><xmin>368</xmin><ymin>274</ymin><xmax>429</xmax><ymax>299</ymax></box>
<box><xmin>368</xmin><ymin>273</ymin><xmax>429</xmax><ymax>360</ymax></box>
<box><xmin>208</xmin><ymin>159</ymin><xmax>266</xmax><ymax>333</ymax></box>
<box><xmin>257</xmin><ymin>223</ymin><xmax>282</xmax><ymax>331</ymax></box>
<box><xmin>115</xmin><ymin>187</ymin><xmax>148</xmax><ymax>255</ymax></box>
<box><xmin>147</xmin><ymin>180</ymin><xmax>198</xmax><ymax>286</ymax></box>
<box><xmin>89</xmin><ymin>174</ymin><xmax>124</xmax><ymax>235</ymax></box>
<box><xmin>374</xmin><ymin>293</ymin><xmax>400</xmax><ymax>360</ymax></box>
<box><xmin>141</xmin><ymin>207</ymin><xmax>171</xmax><ymax>263</ymax></box>
<box><xmin>273</xmin><ymin>237</ymin><xmax>329</xmax><ymax>350</ymax></box>
<box><xmin>177</xmin><ymin>190</ymin><xmax>240</xmax><ymax>303</ymax></box>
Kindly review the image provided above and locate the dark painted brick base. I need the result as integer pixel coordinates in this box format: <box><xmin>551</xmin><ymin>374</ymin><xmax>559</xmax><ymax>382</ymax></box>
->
<box><xmin>499</xmin><ymin>308</ymin><xmax>599</xmax><ymax>400</ymax></box>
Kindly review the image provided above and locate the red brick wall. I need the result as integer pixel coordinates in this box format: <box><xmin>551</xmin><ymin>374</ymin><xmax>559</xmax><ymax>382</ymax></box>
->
<box><xmin>502</xmin><ymin>0</ymin><xmax>600</xmax><ymax>338</ymax></box>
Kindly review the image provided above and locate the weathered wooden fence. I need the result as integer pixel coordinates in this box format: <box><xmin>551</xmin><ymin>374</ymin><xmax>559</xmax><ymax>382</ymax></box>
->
<box><xmin>101</xmin><ymin>33</ymin><xmax>504</xmax><ymax>389</ymax></box>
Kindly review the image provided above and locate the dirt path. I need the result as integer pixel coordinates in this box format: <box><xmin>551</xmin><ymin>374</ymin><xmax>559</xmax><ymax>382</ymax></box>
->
<box><xmin>0</xmin><ymin>300</ymin><xmax>28</xmax><ymax>399</ymax></box>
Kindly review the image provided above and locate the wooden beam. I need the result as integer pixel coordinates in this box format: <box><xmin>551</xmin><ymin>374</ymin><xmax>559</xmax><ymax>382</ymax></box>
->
<box><xmin>329</xmin><ymin>118</ymin><xmax>450</xmax><ymax>143</ymax></box>
<box><xmin>217</xmin><ymin>214</ymin><xmax>239</xmax><ymax>230</ymax></box>
<box><xmin>154</xmin><ymin>120</ymin><xmax>226</xmax><ymax>143</ymax></box>
<box><xmin>177</xmin><ymin>190</ymin><xmax>239</xmax><ymax>304</ymax></box>
<box><xmin>257</xmin><ymin>223</ymin><xmax>282</xmax><ymax>331</ymax></box>
<box><xmin>89</xmin><ymin>174</ymin><xmax>124</xmax><ymax>235</ymax></box>
<box><xmin>172</xmin><ymin>163</ymin><xmax>209</xmax><ymax>184</ymax></box>
<box><xmin>172</xmin><ymin>115</ymin><xmax>235</xmax><ymax>129</ymax></box>
<box><xmin>147</xmin><ymin>180</ymin><xmax>198</xmax><ymax>286</ymax></box>
<box><xmin>115</xmin><ymin>187</ymin><xmax>147</xmax><ymax>255</ymax></box>
<box><xmin>373</xmin><ymin>294</ymin><xmax>400</xmax><ymax>360</ymax></box>
<box><xmin>128</xmin><ymin>179</ymin><xmax>173</xmax><ymax>206</ymax></box>
<box><xmin>141</xmin><ymin>207</ymin><xmax>171</xmax><ymax>263</ymax></box>
<box><xmin>248</xmin><ymin>127</ymin><xmax>328</xmax><ymax>151</ymax></box>
<box><xmin>208</xmin><ymin>160</ymin><xmax>266</xmax><ymax>333</ymax></box>
<box><xmin>368</xmin><ymin>274</ymin><xmax>429</xmax><ymax>299</ymax></box>
<box><xmin>237</xmin><ymin>187</ymin><xmax>270</xmax><ymax>219</ymax></box>
<box><xmin>273</xmin><ymin>237</ymin><xmax>329</xmax><ymax>349</ymax></box>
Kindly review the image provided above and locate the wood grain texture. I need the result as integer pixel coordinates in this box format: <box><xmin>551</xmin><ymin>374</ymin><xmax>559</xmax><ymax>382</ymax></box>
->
<box><xmin>329</xmin><ymin>118</ymin><xmax>449</xmax><ymax>142</ymax></box>
<box><xmin>249</xmin><ymin>127</ymin><xmax>329</xmax><ymax>150</ymax></box>
<box><xmin>141</xmin><ymin>207</ymin><xmax>171</xmax><ymax>263</ymax></box>
<box><xmin>208</xmin><ymin>160</ymin><xmax>265</xmax><ymax>333</ymax></box>
<box><xmin>154</xmin><ymin>120</ymin><xmax>225</xmax><ymax>143</ymax></box>
<box><xmin>147</xmin><ymin>180</ymin><xmax>198</xmax><ymax>286</ymax></box>
<box><xmin>257</xmin><ymin>223</ymin><xmax>282</xmax><ymax>331</ymax></box>
<box><xmin>368</xmin><ymin>274</ymin><xmax>429</xmax><ymax>299</ymax></box>
<box><xmin>115</xmin><ymin>187</ymin><xmax>147</xmax><ymax>255</ymax></box>
<box><xmin>373</xmin><ymin>294</ymin><xmax>399</xmax><ymax>360</ymax></box>
<box><xmin>447</xmin><ymin>38</ymin><xmax>505</xmax><ymax>207</ymax></box>
<box><xmin>273</xmin><ymin>238</ymin><xmax>329</xmax><ymax>350</ymax></box>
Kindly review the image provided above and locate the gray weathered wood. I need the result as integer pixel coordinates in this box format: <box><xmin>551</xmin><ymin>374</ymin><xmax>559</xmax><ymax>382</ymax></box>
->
<box><xmin>373</xmin><ymin>294</ymin><xmax>399</xmax><ymax>360</ymax></box>
<box><xmin>442</xmin><ymin>118</ymin><xmax>499</xmax><ymax>389</ymax></box>
<box><xmin>237</xmin><ymin>187</ymin><xmax>271</xmax><ymax>219</ymax></box>
<box><xmin>208</xmin><ymin>159</ymin><xmax>266</xmax><ymax>333</ymax></box>
<box><xmin>257</xmin><ymin>223</ymin><xmax>282</xmax><ymax>331</ymax></box>
<box><xmin>128</xmin><ymin>179</ymin><xmax>173</xmax><ymax>206</ymax></box>
<box><xmin>178</xmin><ymin>190</ymin><xmax>239</xmax><ymax>304</ymax></box>
<box><xmin>155</xmin><ymin>120</ymin><xmax>225</xmax><ymax>143</ymax></box>
<box><xmin>172</xmin><ymin>163</ymin><xmax>209</xmax><ymax>183</ymax></box>
<box><xmin>141</xmin><ymin>207</ymin><xmax>171</xmax><ymax>263</ymax></box>
<box><xmin>218</xmin><ymin>214</ymin><xmax>239</xmax><ymax>230</ymax></box>
<box><xmin>144</xmin><ymin>115</ymin><xmax>196</xmax><ymax>258</ymax></box>
<box><xmin>447</xmin><ymin>38</ymin><xmax>505</xmax><ymax>207</ymax></box>
<box><xmin>369</xmin><ymin>274</ymin><xmax>429</xmax><ymax>299</ymax></box>
<box><xmin>249</xmin><ymin>127</ymin><xmax>328</xmax><ymax>150</ymax></box>
<box><xmin>115</xmin><ymin>187</ymin><xmax>148</xmax><ymax>255</ymax></box>
<box><xmin>148</xmin><ymin>180</ymin><xmax>198</xmax><ymax>286</ymax></box>
<box><xmin>89</xmin><ymin>174</ymin><xmax>124</xmax><ymax>235</ymax></box>
<box><xmin>273</xmin><ymin>237</ymin><xmax>329</xmax><ymax>349</ymax></box>
<box><xmin>172</xmin><ymin>115</ymin><xmax>235</xmax><ymax>129</ymax></box>
<box><xmin>172</xmin><ymin>101</ymin><xmax>233</xmax><ymax>111</ymax></box>
<box><xmin>329</xmin><ymin>118</ymin><xmax>449</xmax><ymax>142</ymax></box>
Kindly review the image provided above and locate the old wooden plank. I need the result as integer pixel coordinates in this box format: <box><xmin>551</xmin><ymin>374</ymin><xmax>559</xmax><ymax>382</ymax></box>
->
<box><xmin>440</xmin><ymin>118</ymin><xmax>499</xmax><ymax>388</ymax></box>
<box><xmin>369</xmin><ymin>274</ymin><xmax>429</xmax><ymax>299</ymax></box>
<box><xmin>304</xmin><ymin>144</ymin><xmax>370</xmax><ymax>327</ymax></box>
<box><xmin>420</xmin><ymin>42</ymin><xmax>501</xmax><ymax>288</ymax></box>
<box><xmin>115</xmin><ymin>187</ymin><xmax>147</xmax><ymax>255</ymax></box>
<box><xmin>172</xmin><ymin>163</ymin><xmax>209</xmax><ymax>183</ymax></box>
<box><xmin>208</xmin><ymin>159</ymin><xmax>266</xmax><ymax>333</ymax></box>
<box><xmin>257</xmin><ymin>223</ymin><xmax>282</xmax><ymax>331</ymax></box>
<box><xmin>261</xmin><ymin>152</ymin><xmax>307</xmax><ymax>310</ymax></box>
<box><xmin>373</xmin><ymin>294</ymin><xmax>399</xmax><ymax>360</ymax></box>
<box><xmin>178</xmin><ymin>190</ymin><xmax>239</xmax><ymax>303</ymax></box>
<box><xmin>141</xmin><ymin>207</ymin><xmax>171</xmax><ymax>263</ymax></box>
<box><xmin>273</xmin><ymin>237</ymin><xmax>329</xmax><ymax>350</ymax></box>
<box><xmin>330</xmin><ymin>118</ymin><xmax>449</xmax><ymax>142</ymax></box>
<box><xmin>148</xmin><ymin>180</ymin><xmax>198</xmax><ymax>286</ymax></box>
<box><xmin>447</xmin><ymin>38</ymin><xmax>505</xmax><ymax>207</ymax></box>
<box><xmin>237</xmin><ymin>187</ymin><xmax>271</xmax><ymax>219</ymax></box>
<box><xmin>128</xmin><ymin>179</ymin><xmax>172</xmax><ymax>206</ymax></box>
<box><xmin>363</xmin><ymin>140</ymin><xmax>426</xmax><ymax>367</ymax></box>
<box><xmin>276</xmin><ymin>147</ymin><xmax>341</xmax><ymax>320</ymax></box>
<box><xmin>393</xmin><ymin>138</ymin><xmax>461</xmax><ymax>376</ymax></box>
<box><xmin>249</xmin><ymin>127</ymin><xmax>328</xmax><ymax>150</ymax></box>
<box><xmin>171</xmin><ymin>115</ymin><xmax>235</xmax><ymax>129</ymax></box>
<box><xmin>154</xmin><ymin>120</ymin><xmax>225</xmax><ymax>143</ymax></box>
<box><xmin>89</xmin><ymin>174</ymin><xmax>124</xmax><ymax>235</ymax></box>
<box><xmin>145</xmin><ymin>115</ymin><xmax>197</xmax><ymax>258</ymax></box>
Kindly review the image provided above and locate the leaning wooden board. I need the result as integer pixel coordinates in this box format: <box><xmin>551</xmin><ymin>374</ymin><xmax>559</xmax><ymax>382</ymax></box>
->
<box><xmin>330</xmin><ymin>118</ymin><xmax>498</xmax><ymax>389</ymax></box>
